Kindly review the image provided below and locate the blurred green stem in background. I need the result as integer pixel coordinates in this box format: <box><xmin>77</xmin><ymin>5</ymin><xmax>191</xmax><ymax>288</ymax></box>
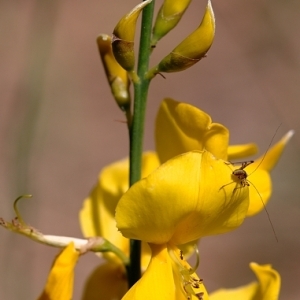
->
<box><xmin>6</xmin><ymin>1</ymin><xmax>60</xmax><ymax>299</ymax></box>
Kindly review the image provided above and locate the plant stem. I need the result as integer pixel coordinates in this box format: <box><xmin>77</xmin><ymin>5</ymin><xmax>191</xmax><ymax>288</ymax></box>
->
<box><xmin>127</xmin><ymin>0</ymin><xmax>155</xmax><ymax>288</ymax></box>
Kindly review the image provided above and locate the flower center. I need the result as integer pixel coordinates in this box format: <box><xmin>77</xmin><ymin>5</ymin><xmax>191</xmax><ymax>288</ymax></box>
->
<box><xmin>169</xmin><ymin>247</ymin><xmax>204</xmax><ymax>300</ymax></box>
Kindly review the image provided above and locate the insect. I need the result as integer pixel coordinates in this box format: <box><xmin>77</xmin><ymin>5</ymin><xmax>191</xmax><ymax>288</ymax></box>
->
<box><xmin>219</xmin><ymin>126</ymin><xmax>282</xmax><ymax>242</ymax></box>
<box><xmin>230</xmin><ymin>160</ymin><xmax>254</xmax><ymax>186</ymax></box>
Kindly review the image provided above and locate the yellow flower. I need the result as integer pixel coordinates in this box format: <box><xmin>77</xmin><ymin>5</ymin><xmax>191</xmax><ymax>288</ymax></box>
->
<box><xmin>79</xmin><ymin>152</ymin><xmax>160</xmax><ymax>267</ymax></box>
<box><xmin>121</xmin><ymin>243</ymin><xmax>208</xmax><ymax>300</ymax></box>
<box><xmin>38</xmin><ymin>243</ymin><xmax>79</xmax><ymax>300</ymax></box>
<box><xmin>79</xmin><ymin>98</ymin><xmax>290</xmax><ymax>298</ymax></box>
<box><xmin>81</xmin><ymin>98</ymin><xmax>280</xmax><ymax>260</ymax></box>
<box><xmin>155</xmin><ymin>98</ymin><xmax>293</xmax><ymax>216</ymax></box>
<box><xmin>210</xmin><ymin>263</ymin><xmax>281</xmax><ymax>300</ymax></box>
<box><xmin>116</xmin><ymin>151</ymin><xmax>250</xmax><ymax>299</ymax></box>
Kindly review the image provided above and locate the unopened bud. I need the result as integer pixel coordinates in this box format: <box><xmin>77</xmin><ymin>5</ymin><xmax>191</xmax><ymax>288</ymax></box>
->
<box><xmin>112</xmin><ymin>0</ymin><xmax>152</xmax><ymax>72</ymax></box>
<box><xmin>152</xmin><ymin>0</ymin><xmax>192</xmax><ymax>45</ymax></box>
<box><xmin>149</xmin><ymin>0</ymin><xmax>215</xmax><ymax>75</ymax></box>
<box><xmin>97</xmin><ymin>34</ymin><xmax>130</xmax><ymax>111</ymax></box>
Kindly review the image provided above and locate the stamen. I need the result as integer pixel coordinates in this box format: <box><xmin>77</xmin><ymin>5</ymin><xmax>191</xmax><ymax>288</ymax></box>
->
<box><xmin>196</xmin><ymin>292</ymin><xmax>204</xmax><ymax>300</ymax></box>
<box><xmin>189</xmin><ymin>245</ymin><xmax>200</xmax><ymax>275</ymax></box>
<box><xmin>169</xmin><ymin>247</ymin><xmax>204</xmax><ymax>299</ymax></box>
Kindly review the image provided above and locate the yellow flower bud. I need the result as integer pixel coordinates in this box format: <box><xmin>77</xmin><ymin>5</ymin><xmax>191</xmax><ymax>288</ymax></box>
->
<box><xmin>112</xmin><ymin>0</ymin><xmax>152</xmax><ymax>72</ymax></box>
<box><xmin>150</xmin><ymin>0</ymin><xmax>215</xmax><ymax>75</ymax></box>
<box><xmin>97</xmin><ymin>34</ymin><xmax>130</xmax><ymax>111</ymax></box>
<box><xmin>152</xmin><ymin>0</ymin><xmax>192</xmax><ymax>45</ymax></box>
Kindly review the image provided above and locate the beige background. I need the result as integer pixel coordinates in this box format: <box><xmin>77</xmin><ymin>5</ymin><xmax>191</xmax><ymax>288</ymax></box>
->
<box><xmin>0</xmin><ymin>0</ymin><xmax>299</xmax><ymax>299</ymax></box>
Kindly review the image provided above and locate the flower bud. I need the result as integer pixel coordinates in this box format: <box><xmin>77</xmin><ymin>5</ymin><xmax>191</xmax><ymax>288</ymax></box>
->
<box><xmin>150</xmin><ymin>0</ymin><xmax>215</xmax><ymax>75</ymax></box>
<box><xmin>152</xmin><ymin>0</ymin><xmax>192</xmax><ymax>45</ymax></box>
<box><xmin>112</xmin><ymin>0</ymin><xmax>152</xmax><ymax>72</ymax></box>
<box><xmin>97</xmin><ymin>34</ymin><xmax>130</xmax><ymax>111</ymax></box>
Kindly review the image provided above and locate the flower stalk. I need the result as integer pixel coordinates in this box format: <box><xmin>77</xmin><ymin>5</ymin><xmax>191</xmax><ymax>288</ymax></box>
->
<box><xmin>127</xmin><ymin>0</ymin><xmax>155</xmax><ymax>288</ymax></box>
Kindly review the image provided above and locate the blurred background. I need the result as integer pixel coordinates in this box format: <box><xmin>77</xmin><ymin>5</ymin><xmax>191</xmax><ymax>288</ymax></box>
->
<box><xmin>0</xmin><ymin>0</ymin><xmax>299</xmax><ymax>299</ymax></box>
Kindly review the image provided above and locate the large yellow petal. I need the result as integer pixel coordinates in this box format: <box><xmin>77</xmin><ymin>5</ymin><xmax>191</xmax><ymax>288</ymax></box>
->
<box><xmin>82</xmin><ymin>262</ymin><xmax>127</xmax><ymax>300</ymax></box>
<box><xmin>38</xmin><ymin>243</ymin><xmax>79</xmax><ymax>300</ymax></box>
<box><xmin>210</xmin><ymin>262</ymin><xmax>280</xmax><ymax>300</ymax></box>
<box><xmin>116</xmin><ymin>151</ymin><xmax>249</xmax><ymax>245</ymax></box>
<box><xmin>79</xmin><ymin>152</ymin><xmax>158</xmax><ymax>264</ymax></box>
<box><xmin>155</xmin><ymin>98</ymin><xmax>229</xmax><ymax>163</ymax></box>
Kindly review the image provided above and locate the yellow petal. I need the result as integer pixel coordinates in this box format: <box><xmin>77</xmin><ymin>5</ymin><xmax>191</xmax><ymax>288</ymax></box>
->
<box><xmin>82</xmin><ymin>262</ymin><xmax>127</xmax><ymax>300</ymax></box>
<box><xmin>250</xmin><ymin>262</ymin><xmax>281</xmax><ymax>299</ymax></box>
<box><xmin>116</xmin><ymin>151</ymin><xmax>249</xmax><ymax>245</ymax></box>
<box><xmin>38</xmin><ymin>243</ymin><xmax>79</xmax><ymax>300</ymax></box>
<box><xmin>122</xmin><ymin>244</ymin><xmax>208</xmax><ymax>300</ymax></box>
<box><xmin>121</xmin><ymin>244</ymin><xmax>176</xmax><ymax>300</ymax></box>
<box><xmin>228</xmin><ymin>143</ymin><xmax>258</xmax><ymax>161</ymax></box>
<box><xmin>255</xmin><ymin>130</ymin><xmax>294</xmax><ymax>172</ymax></box>
<box><xmin>246</xmin><ymin>169</ymin><xmax>271</xmax><ymax>216</ymax></box>
<box><xmin>79</xmin><ymin>152</ymin><xmax>159</xmax><ymax>264</ymax></box>
<box><xmin>226</xmin><ymin>131</ymin><xmax>293</xmax><ymax>216</ymax></box>
<box><xmin>155</xmin><ymin>98</ymin><xmax>229</xmax><ymax>163</ymax></box>
<box><xmin>204</xmin><ymin>123</ymin><xmax>229</xmax><ymax>160</ymax></box>
<box><xmin>80</xmin><ymin>186</ymin><xmax>129</xmax><ymax>263</ymax></box>
<box><xmin>210</xmin><ymin>263</ymin><xmax>280</xmax><ymax>300</ymax></box>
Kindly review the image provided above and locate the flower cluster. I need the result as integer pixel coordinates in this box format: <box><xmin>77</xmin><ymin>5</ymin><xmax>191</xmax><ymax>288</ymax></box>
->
<box><xmin>0</xmin><ymin>1</ymin><xmax>294</xmax><ymax>299</ymax></box>
<box><xmin>80</xmin><ymin>98</ymin><xmax>290</xmax><ymax>299</ymax></box>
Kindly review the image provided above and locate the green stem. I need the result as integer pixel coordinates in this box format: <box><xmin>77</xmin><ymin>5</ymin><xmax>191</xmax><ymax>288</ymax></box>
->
<box><xmin>127</xmin><ymin>0</ymin><xmax>155</xmax><ymax>288</ymax></box>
